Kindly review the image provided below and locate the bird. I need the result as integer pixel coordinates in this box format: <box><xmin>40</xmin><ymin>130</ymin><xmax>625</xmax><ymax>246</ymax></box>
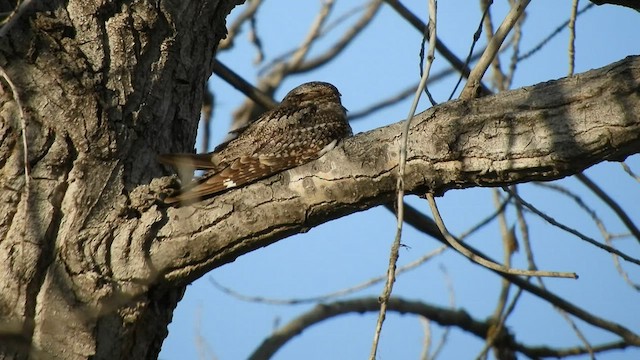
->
<box><xmin>157</xmin><ymin>81</ymin><xmax>352</xmax><ymax>204</ymax></box>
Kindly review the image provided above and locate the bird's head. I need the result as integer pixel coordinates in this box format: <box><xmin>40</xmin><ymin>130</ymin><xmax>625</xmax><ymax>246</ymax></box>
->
<box><xmin>281</xmin><ymin>81</ymin><xmax>343</xmax><ymax>107</ymax></box>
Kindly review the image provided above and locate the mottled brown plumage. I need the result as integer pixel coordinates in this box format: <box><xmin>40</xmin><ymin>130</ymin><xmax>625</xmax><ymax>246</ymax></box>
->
<box><xmin>158</xmin><ymin>81</ymin><xmax>352</xmax><ymax>204</ymax></box>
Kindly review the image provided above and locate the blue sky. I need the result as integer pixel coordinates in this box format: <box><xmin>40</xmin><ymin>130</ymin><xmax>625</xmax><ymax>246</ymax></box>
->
<box><xmin>160</xmin><ymin>1</ymin><xmax>639</xmax><ymax>359</ymax></box>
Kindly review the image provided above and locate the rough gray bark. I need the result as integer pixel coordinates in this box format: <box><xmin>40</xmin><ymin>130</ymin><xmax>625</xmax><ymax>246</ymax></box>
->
<box><xmin>0</xmin><ymin>0</ymin><xmax>241</xmax><ymax>359</ymax></box>
<box><xmin>0</xmin><ymin>0</ymin><xmax>638</xmax><ymax>359</ymax></box>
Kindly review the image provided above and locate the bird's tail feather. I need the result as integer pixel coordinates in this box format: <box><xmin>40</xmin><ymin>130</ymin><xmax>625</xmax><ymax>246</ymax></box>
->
<box><xmin>157</xmin><ymin>153</ymin><xmax>218</xmax><ymax>170</ymax></box>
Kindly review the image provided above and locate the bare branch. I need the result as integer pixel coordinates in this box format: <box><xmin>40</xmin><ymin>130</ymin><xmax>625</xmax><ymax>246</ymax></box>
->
<box><xmin>476</xmin><ymin>189</ymin><xmax>519</xmax><ymax>359</ymax></box>
<box><xmin>516</xmin><ymin>184</ymin><xmax>611</xmax><ymax>357</ymax></box>
<box><xmin>412</xmin><ymin>185</ymin><xmax>640</xmax><ymax>349</ymax></box>
<box><xmin>207</xmin><ymin>246</ymin><xmax>445</xmax><ymax>305</ymax></box>
<box><xmin>533</xmin><ymin>180</ymin><xmax>640</xmax><ymax>290</ymax></box>
<box><xmin>427</xmin><ymin>192</ymin><xmax>576</xmax><ymax>278</ymax></box>
<box><xmin>430</xmin><ymin>265</ymin><xmax>455</xmax><ymax>360</ymax></box>
<box><xmin>349</xmin><ymin>48</ymin><xmax>486</xmax><ymax>120</ymax></box>
<box><xmin>461</xmin><ymin>0</ymin><xmax>531</xmax><ymax>99</ymax></box>
<box><xmin>257</xmin><ymin>2</ymin><xmax>378</xmax><ymax>74</ymax></box>
<box><xmin>568</xmin><ymin>0</ymin><xmax>579</xmax><ymax>76</ymax></box>
<box><xmin>518</xmin><ymin>3</ymin><xmax>594</xmax><ymax>62</ymax></box>
<box><xmin>480</xmin><ymin>0</ymin><xmax>508</xmax><ymax>92</ymax></box>
<box><xmin>224</xmin><ymin>1</ymin><xmax>383</xmax><ymax>134</ymax></box>
<box><xmin>287</xmin><ymin>0</ymin><xmax>335</xmax><ymax>70</ymax></box>
<box><xmin>418</xmin><ymin>317</ymin><xmax>432</xmax><ymax>360</ymax></box>
<box><xmin>458</xmin><ymin>193</ymin><xmax>512</xmax><ymax>240</ymax></box>
<box><xmin>249</xmin><ymin>297</ymin><xmax>510</xmax><ymax>360</ymax></box>
<box><xmin>371</xmin><ymin>1</ymin><xmax>439</xmax><ymax>357</ymax></box>
<box><xmin>247</xmin><ymin>297</ymin><xmax>637</xmax><ymax>360</ymax></box>
<box><xmin>218</xmin><ymin>0</ymin><xmax>265</xmax><ymax>53</ymax></box>
<box><xmin>621</xmin><ymin>161</ymin><xmax>640</xmax><ymax>182</ymax></box>
<box><xmin>504</xmin><ymin>187</ymin><xmax>640</xmax><ymax>265</ymax></box>
<box><xmin>293</xmin><ymin>0</ymin><xmax>383</xmax><ymax>74</ymax></box>
<box><xmin>576</xmin><ymin>173</ymin><xmax>640</xmax><ymax>244</ymax></box>
<box><xmin>384</xmin><ymin>0</ymin><xmax>491</xmax><ymax>95</ymax></box>
<box><xmin>503</xmin><ymin>0</ymin><xmax>525</xmax><ymax>90</ymax></box>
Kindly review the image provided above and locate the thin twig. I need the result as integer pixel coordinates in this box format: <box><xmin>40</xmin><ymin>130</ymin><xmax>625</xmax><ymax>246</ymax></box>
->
<box><xmin>349</xmin><ymin>48</ymin><xmax>486</xmax><ymax>121</ymax></box>
<box><xmin>503</xmin><ymin>0</ymin><xmax>525</xmax><ymax>89</ymax></box>
<box><xmin>426</xmin><ymin>193</ymin><xmax>577</xmax><ymax>278</ymax></box>
<box><xmin>476</xmin><ymin>288</ymin><xmax>523</xmax><ymax>360</ymax></box>
<box><xmin>458</xmin><ymin>193</ymin><xmax>512</xmax><ymax>240</ymax></box>
<box><xmin>481</xmin><ymin>0</ymin><xmax>509</xmax><ymax>92</ymax></box>
<box><xmin>574</xmin><ymin>173</ymin><xmax>640</xmax><ymax>289</ymax></box>
<box><xmin>476</xmin><ymin>189</ymin><xmax>517</xmax><ymax>360</ymax></box>
<box><xmin>561</xmin><ymin>309</ymin><xmax>596</xmax><ymax>359</ymax></box>
<box><xmin>576</xmin><ymin>173</ymin><xmax>640</xmax><ymax>244</ymax></box>
<box><xmin>293</xmin><ymin>0</ymin><xmax>383</xmax><ymax>74</ymax></box>
<box><xmin>401</xmin><ymin>193</ymin><xmax>640</xmax><ymax>344</ymax></box>
<box><xmin>535</xmin><ymin>180</ymin><xmax>640</xmax><ymax>290</ymax></box>
<box><xmin>229</xmin><ymin>0</ymin><xmax>382</xmax><ymax>134</ymax></box>
<box><xmin>418</xmin><ymin>19</ymin><xmax>438</xmax><ymax>106</ymax></box>
<box><xmin>518</xmin><ymin>3</ymin><xmax>594</xmax><ymax>61</ymax></box>
<box><xmin>533</xmin><ymin>182</ymin><xmax>608</xmax><ymax>235</ymax></box>
<box><xmin>258</xmin><ymin>2</ymin><xmax>379</xmax><ymax>74</ymax></box>
<box><xmin>418</xmin><ymin>317</ymin><xmax>432</xmax><ymax>360</ymax></box>
<box><xmin>606</xmin><ymin>236</ymin><xmax>640</xmax><ymax>291</ymax></box>
<box><xmin>288</xmin><ymin>0</ymin><xmax>335</xmax><ymax>69</ymax></box>
<box><xmin>504</xmin><ymin>186</ymin><xmax>640</xmax><ymax>266</ymax></box>
<box><xmin>248</xmin><ymin>8</ymin><xmax>265</xmax><ymax>64</ymax></box>
<box><xmin>384</xmin><ymin>0</ymin><xmax>491</xmax><ymax>95</ymax></box>
<box><xmin>322</xmin><ymin>3</ymin><xmax>371</xmax><ymax>35</ymax></box>
<box><xmin>621</xmin><ymin>161</ymin><xmax>640</xmax><ymax>183</ymax></box>
<box><xmin>255</xmin><ymin>0</ymin><xmax>338</xmax><ymax>82</ymax></box>
<box><xmin>430</xmin><ymin>265</ymin><xmax>454</xmax><ymax>360</ymax></box>
<box><xmin>370</xmin><ymin>2</ymin><xmax>438</xmax><ymax>359</ymax></box>
<box><xmin>460</xmin><ymin>0</ymin><xmax>531</xmax><ymax>99</ymax></box>
<box><xmin>449</xmin><ymin>2</ymin><xmax>493</xmax><ymax>99</ymax></box>
<box><xmin>521</xmin><ymin>183</ymin><xmax>633</xmax><ymax>351</ymax></box>
<box><xmin>568</xmin><ymin>0</ymin><xmax>579</xmax><ymax>76</ymax></box>
<box><xmin>194</xmin><ymin>304</ymin><xmax>218</xmax><ymax>360</ymax></box>
<box><xmin>510</xmin><ymin>186</ymin><xmax>535</xmax><ymax>271</ymax></box>
<box><xmin>218</xmin><ymin>0</ymin><xmax>264</xmax><ymax>51</ymax></box>
<box><xmin>249</xmin><ymin>297</ymin><xmax>635</xmax><ymax>360</ymax></box>
<box><xmin>349</xmin><ymin>84</ymin><xmax>418</xmax><ymax>121</ymax></box>
<box><xmin>209</xmin><ymin>246</ymin><xmax>446</xmax><ymax>305</ymax></box>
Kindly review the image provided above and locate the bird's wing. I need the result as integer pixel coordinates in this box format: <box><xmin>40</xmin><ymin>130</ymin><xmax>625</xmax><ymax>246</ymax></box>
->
<box><xmin>163</xmin><ymin>150</ymin><xmax>318</xmax><ymax>204</ymax></box>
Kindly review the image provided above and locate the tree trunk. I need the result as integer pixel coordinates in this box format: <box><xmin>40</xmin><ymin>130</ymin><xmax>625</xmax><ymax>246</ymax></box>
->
<box><xmin>1</xmin><ymin>1</ymin><xmax>639</xmax><ymax>359</ymax></box>
<box><xmin>0</xmin><ymin>1</ymin><xmax>241</xmax><ymax>359</ymax></box>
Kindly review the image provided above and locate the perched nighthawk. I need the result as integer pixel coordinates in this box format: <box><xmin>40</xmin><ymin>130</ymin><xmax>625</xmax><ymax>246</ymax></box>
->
<box><xmin>158</xmin><ymin>81</ymin><xmax>352</xmax><ymax>204</ymax></box>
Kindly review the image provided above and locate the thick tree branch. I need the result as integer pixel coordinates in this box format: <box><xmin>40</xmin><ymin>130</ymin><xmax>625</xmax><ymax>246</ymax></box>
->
<box><xmin>248</xmin><ymin>297</ymin><xmax>633</xmax><ymax>360</ymax></box>
<box><xmin>249</xmin><ymin>297</ymin><xmax>508</xmax><ymax>360</ymax></box>
<box><xmin>149</xmin><ymin>55</ymin><xmax>640</xmax><ymax>286</ymax></box>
